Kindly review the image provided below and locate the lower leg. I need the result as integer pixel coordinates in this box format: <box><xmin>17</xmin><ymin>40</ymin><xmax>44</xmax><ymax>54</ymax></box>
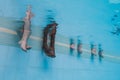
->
<box><xmin>19</xmin><ymin>30</ymin><xmax>31</xmax><ymax>51</ymax></box>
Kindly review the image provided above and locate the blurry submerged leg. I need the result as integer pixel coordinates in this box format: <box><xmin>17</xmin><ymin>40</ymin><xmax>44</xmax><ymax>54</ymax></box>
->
<box><xmin>70</xmin><ymin>44</ymin><xmax>75</xmax><ymax>55</ymax></box>
<box><xmin>42</xmin><ymin>26</ymin><xmax>55</xmax><ymax>57</ymax></box>
<box><xmin>42</xmin><ymin>27</ymin><xmax>49</xmax><ymax>50</ymax></box>
<box><xmin>77</xmin><ymin>44</ymin><xmax>82</xmax><ymax>54</ymax></box>
<box><xmin>17</xmin><ymin>28</ymin><xmax>24</xmax><ymax>39</ymax></box>
<box><xmin>91</xmin><ymin>48</ymin><xmax>96</xmax><ymax>56</ymax></box>
<box><xmin>49</xmin><ymin>27</ymin><xmax>56</xmax><ymax>57</ymax></box>
<box><xmin>69</xmin><ymin>38</ymin><xmax>75</xmax><ymax>55</ymax></box>
<box><xmin>19</xmin><ymin>30</ymin><xmax>31</xmax><ymax>51</ymax></box>
<box><xmin>18</xmin><ymin>5</ymin><xmax>33</xmax><ymax>51</ymax></box>
<box><xmin>42</xmin><ymin>23</ymin><xmax>57</xmax><ymax>58</ymax></box>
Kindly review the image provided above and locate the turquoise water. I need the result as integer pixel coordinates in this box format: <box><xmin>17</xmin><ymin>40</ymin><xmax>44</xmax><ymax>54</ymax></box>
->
<box><xmin>0</xmin><ymin>45</ymin><xmax>120</xmax><ymax>80</ymax></box>
<box><xmin>0</xmin><ymin>0</ymin><xmax>120</xmax><ymax>55</ymax></box>
<box><xmin>0</xmin><ymin>0</ymin><xmax>120</xmax><ymax>80</ymax></box>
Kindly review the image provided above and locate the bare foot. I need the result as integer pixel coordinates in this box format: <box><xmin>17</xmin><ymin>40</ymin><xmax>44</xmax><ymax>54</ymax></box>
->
<box><xmin>20</xmin><ymin>41</ymin><xmax>27</xmax><ymax>52</ymax></box>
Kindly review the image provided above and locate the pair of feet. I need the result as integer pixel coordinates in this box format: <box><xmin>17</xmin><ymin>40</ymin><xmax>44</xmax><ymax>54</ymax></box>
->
<box><xmin>19</xmin><ymin>41</ymin><xmax>32</xmax><ymax>52</ymax></box>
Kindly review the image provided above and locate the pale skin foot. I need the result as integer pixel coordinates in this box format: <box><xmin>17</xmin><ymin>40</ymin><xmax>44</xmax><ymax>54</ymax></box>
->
<box><xmin>19</xmin><ymin>40</ymin><xmax>27</xmax><ymax>51</ymax></box>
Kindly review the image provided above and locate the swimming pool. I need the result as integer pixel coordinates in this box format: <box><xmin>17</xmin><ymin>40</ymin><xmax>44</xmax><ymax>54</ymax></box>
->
<box><xmin>0</xmin><ymin>0</ymin><xmax>120</xmax><ymax>80</ymax></box>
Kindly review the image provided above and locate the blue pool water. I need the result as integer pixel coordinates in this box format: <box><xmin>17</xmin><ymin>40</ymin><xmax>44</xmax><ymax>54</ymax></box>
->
<box><xmin>0</xmin><ymin>45</ymin><xmax>120</xmax><ymax>80</ymax></box>
<box><xmin>0</xmin><ymin>0</ymin><xmax>120</xmax><ymax>80</ymax></box>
